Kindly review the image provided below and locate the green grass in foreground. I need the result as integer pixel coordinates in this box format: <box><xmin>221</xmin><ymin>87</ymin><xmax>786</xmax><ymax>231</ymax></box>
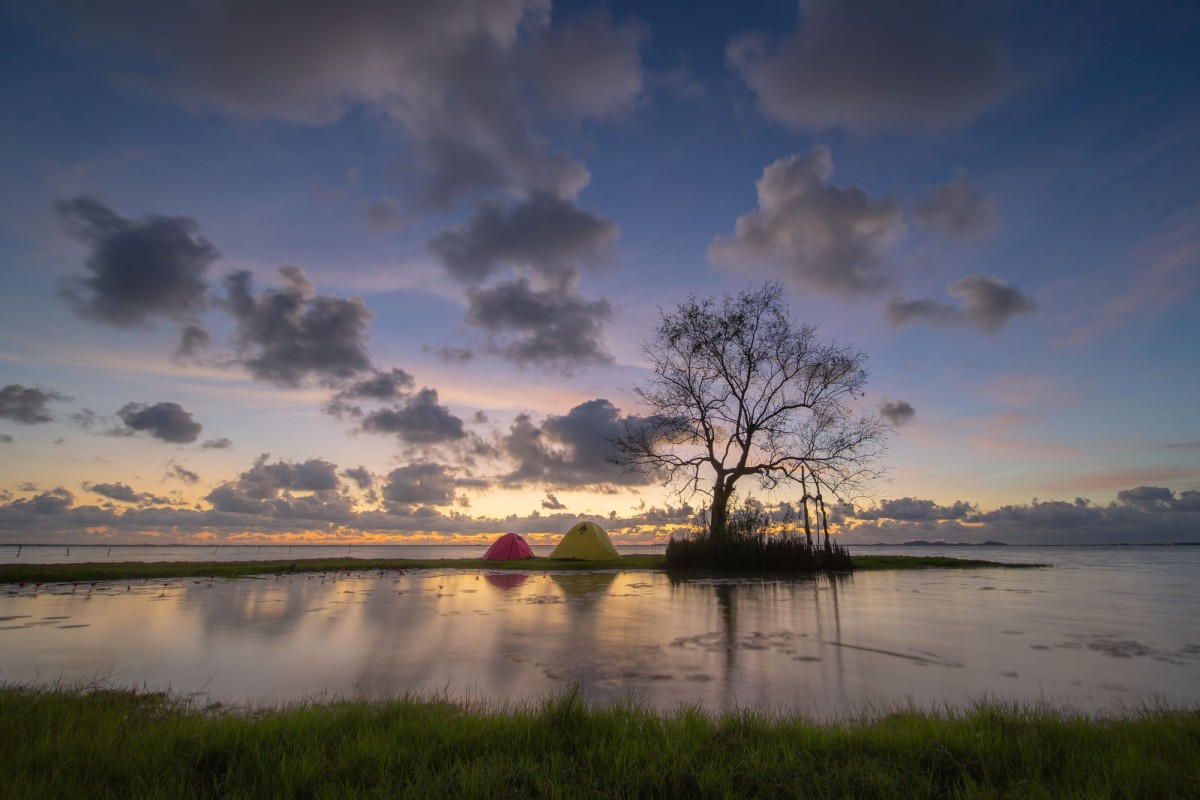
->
<box><xmin>0</xmin><ymin>554</ymin><xmax>1043</xmax><ymax>584</ymax></box>
<box><xmin>1</xmin><ymin>685</ymin><xmax>1195</xmax><ymax>799</ymax></box>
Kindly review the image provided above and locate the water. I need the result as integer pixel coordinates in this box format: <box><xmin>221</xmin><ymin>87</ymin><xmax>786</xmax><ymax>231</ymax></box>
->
<box><xmin>0</xmin><ymin>543</ymin><xmax>665</xmax><ymax>564</ymax></box>
<box><xmin>1</xmin><ymin>545</ymin><xmax>1197</xmax><ymax>717</ymax></box>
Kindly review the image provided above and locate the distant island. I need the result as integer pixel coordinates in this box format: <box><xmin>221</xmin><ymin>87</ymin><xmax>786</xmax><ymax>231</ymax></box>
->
<box><xmin>860</xmin><ymin>540</ymin><xmax>1009</xmax><ymax>547</ymax></box>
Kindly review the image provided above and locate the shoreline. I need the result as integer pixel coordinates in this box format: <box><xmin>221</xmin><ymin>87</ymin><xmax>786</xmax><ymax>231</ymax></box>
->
<box><xmin>0</xmin><ymin>554</ymin><xmax>1045</xmax><ymax>585</ymax></box>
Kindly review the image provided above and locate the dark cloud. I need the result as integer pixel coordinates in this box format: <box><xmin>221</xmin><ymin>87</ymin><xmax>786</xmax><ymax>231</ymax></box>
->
<box><xmin>502</xmin><ymin>398</ymin><xmax>654</xmax><ymax>488</ymax></box>
<box><xmin>854</xmin><ymin>497</ymin><xmax>974</xmax><ymax>521</ymax></box>
<box><xmin>382</xmin><ymin>462</ymin><xmax>460</xmax><ymax>508</ymax></box>
<box><xmin>71</xmin><ymin>409</ymin><xmax>99</xmax><ymax>430</ymax></box>
<box><xmin>84</xmin><ymin>482</ymin><xmax>167</xmax><ymax>505</ymax></box>
<box><xmin>423</xmin><ymin>345</ymin><xmax>476</xmax><ymax>366</ymax></box>
<box><xmin>56</xmin><ymin>195</ymin><xmax>216</xmax><ymax>327</ymax></box>
<box><xmin>116</xmin><ymin>401</ymin><xmax>203</xmax><ymax>444</ymax></box>
<box><xmin>887</xmin><ymin>275</ymin><xmax>1036</xmax><ymax>333</ymax></box>
<box><xmin>324</xmin><ymin>368</ymin><xmax>417</xmax><ymax>419</ymax></box>
<box><xmin>0</xmin><ymin>384</ymin><xmax>69</xmax><ymax>424</ymax></box>
<box><xmin>174</xmin><ymin>320</ymin><xmax>213</xmax><ymax>361</ymax></box>
<box><xmin>206</xmin><ymin>454</ymin><xmax>345</xmax><ymax>516</ymax></box>
<box><xmin>880</xmin><ymin>400</ymin><xmax>916</xmax><ymax>427</ymax></box>
<box><xmin>363</xmin><ymin>196</ymin><xmax>404</xmax><ymax>233</ymax></box>
<box><xmin>201</xmin><ymin>437</ymin><xmax>233</xmax><ymax>450</ymax></box>
<box><xmin>224</xmin><ymin>266</ymin><xmax>374</xmax><ymax>387</ymax></box>
<box><xmin>361</xmin><ymin>388</ymin><xmax>467</xmax><ymax>445</ymax></box>
<box><xmin>913</xmin><ymin>171</ymin><xmax>998</xmax><ymax>239</ymax></box>
<box><xmin>7</xmin><ymin>488</ymin><xmax>75</xmax><ymax>515</ymax></box>
<box><xmin>466</xmin><ymin>278</ymin><xmax>613</xmax><ymax>370</ymax></box>
<box><xmin>168</xmin><ymin>463</ymin><xmax>200</xmax><ymax>485</ymax></box>
<box><xmin>541</xmin><ymin>492</ymin><xmax>566</xmax><ymax>510</ymax></box>
<box><xmin>728</xmin><ymin>0</ymin><xmax>1014</xmax><ymax>134</ymax></box>
<box><xmin>520</xmin><ymin>9</ymin><xmax>647</xmax><ymax>119</ymax></box>
<box><xmin>709</xmin><ymin>147</ymin><xmax>904</xmax><ymax>297</ymax></box>
<box><xmin>428</xmin><ymin>192</ymin><xmax>618</xmax><ymax>284</ymax></box>
<box><xmin>1116</xmin><ymin>486</ymin><xmax>1200</xmax><ymax>512</ymax></box>
<box><xmin>46</xmin><ymin>0</ymin><xmax>618</xmax><ymax>205</ymax></box>
<box><xmin>0</xmin><ymin>434</ymin><xmax>12</xmax><ymax>444</ymax></box>
<box><xmin>342</xmin><ymin>466</ymin><xmax>374</xmax><ymax>491</ymax></box>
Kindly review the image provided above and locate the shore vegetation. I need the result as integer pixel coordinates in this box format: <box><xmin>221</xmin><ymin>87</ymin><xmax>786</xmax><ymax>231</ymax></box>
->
<box><xmin>2</xmin><ymin>684</ymin><xmax>1195</xmax><ymax>799</ymax></box>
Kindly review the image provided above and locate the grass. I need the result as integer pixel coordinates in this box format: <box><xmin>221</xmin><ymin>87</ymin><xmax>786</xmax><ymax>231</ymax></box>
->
<box><xmin>0</xmin><ymin>553</ymin><xmax>1046</xmax><ymax>585</ymax></box>
<box><xmin>1</xmin><ymin>684</ymin><xmax>1195</xmax><ymax>798</ymax></box>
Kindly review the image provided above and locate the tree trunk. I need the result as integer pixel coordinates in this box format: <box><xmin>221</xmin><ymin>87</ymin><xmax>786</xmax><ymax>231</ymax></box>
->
<box><xmin>817</xmin><ymin>492</ymin><xmax>831</xmax><ymax>551</ymax></box>
<box><xmin>710</xmin><ymin>477</ymin><xmax>731</xmax><ymax>540</ymax></box>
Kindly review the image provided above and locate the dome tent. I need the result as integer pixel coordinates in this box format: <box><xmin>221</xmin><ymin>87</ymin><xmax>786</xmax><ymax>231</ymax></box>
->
<box><xmin>549</xmin><ymin>520</ymin><xmax>620</xmax><ymax>560</ymax></box>
<box><xmin>483</xmin><ymin>532</ymin><xmax>534</xmax><ymax>560</ymax></box>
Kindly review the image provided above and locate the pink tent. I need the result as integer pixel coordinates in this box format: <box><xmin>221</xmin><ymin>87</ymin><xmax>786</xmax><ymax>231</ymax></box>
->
<box><xmin>483</xmin><ymin>532</ymin><xmax>534</xmax><ymax>560</ymax></box>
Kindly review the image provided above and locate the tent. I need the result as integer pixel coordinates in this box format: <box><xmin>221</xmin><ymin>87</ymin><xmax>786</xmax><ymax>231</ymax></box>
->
<box><xmin>549</xmin><ymin>520</ymin><xmax>620</xmax><ymax>560</ymax></box>
<box><xmin>483</xmin><ymin>532</ymin><xmax>534</xmax><ymax>560</ymax></box>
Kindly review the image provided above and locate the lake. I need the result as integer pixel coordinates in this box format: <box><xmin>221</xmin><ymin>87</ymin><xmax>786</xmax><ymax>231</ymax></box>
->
<box><xmin>1</xmin><ymin>545</ymin><xmax>1197</xmax><ymax>717</ymax></box>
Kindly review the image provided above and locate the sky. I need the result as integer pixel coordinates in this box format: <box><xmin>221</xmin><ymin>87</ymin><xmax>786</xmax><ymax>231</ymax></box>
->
<box><xmin>0</xmin><ymin>0</ymin><xmax>1198</xmax><ymax>546</ymax></box>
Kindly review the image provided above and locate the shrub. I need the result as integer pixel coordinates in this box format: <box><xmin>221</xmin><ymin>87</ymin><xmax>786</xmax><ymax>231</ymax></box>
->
<box><xmin>665</xmin><ymin>500</ymin><xmax>853</xmax><ymax>573</ymax></box>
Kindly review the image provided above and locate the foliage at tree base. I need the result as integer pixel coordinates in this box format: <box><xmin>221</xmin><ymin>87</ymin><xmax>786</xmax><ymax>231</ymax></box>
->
<box><xmin>665</xmin><ymin>529</ymin><xmax>853</xmax><ymax>572</ymax></box>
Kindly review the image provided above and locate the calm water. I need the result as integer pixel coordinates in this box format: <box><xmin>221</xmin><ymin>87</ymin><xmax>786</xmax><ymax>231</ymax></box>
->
<box><xmin>2</xmin><ymin>545</ymin><xmax>1197</xmax><ymax>717</ymax></box>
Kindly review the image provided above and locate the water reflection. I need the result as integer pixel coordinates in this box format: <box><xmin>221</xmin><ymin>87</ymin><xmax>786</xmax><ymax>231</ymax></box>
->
<box><xmin>3</xmin><ymin>558</ymin><xmax>1199</xmax><ymax>717</ymax></box>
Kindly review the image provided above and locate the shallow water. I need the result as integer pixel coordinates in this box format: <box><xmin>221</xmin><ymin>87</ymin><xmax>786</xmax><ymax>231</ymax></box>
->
<box><xmin>2</xmin><ymin>546</ymin><xmax>1198</xmax><ymax>717</ymax></box>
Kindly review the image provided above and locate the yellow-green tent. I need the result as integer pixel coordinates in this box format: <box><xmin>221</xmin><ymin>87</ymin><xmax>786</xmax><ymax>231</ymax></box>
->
<box><xmin>549</xmin><ymin>520</ymin><xmax>620</xmax><ymax>560</ymax></box>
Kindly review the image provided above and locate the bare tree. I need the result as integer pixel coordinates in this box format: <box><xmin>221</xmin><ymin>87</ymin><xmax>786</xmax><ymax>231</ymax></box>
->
<box><xmin>610</xmin><ymin>283</ymin><xmax>887</xmax><ymax>541</ymax></box>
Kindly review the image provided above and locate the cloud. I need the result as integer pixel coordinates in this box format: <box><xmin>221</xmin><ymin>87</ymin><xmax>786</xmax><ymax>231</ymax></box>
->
<box><xmin>880</xmin><ymin>400</ymin><xmax>916</xmax><ymax>427</ymax></box>
<box><xmin>382</xmin><ymin>462</ymin><xmax>462</xmax><ymax>509</ymax></box>
<box><xmin>913</xmin><ymin>170</ymin><xmax>998</xmax><ymax>239</ymax></box>
<box><xmin>1116</xmin><ymin>486</ymin><xmax>1200</xmax><ymax>513</ymax></box>
<box><xmin>4</xmin><ymin>488</ymin><xmax>75</xmax><ymax>515</ymax></box>
<box><xmin>362</xmin><ymin>196</ymin><xmax>405</xmax><ymax>233</ymax></box>
<box><xmin>423</xmin><ymin>345</ymin><xmax>476</xmax><ymax>366</ymax></box>
<box><xmin>116</xmin><ymin>401</ymin><xmax>203</xmax><ymax>444</ymax></box>
<box><xmin>342</xmin><ymin>466</ymin><xmax>374</xmax><ymax>491</ymax></box>
<box><xmin>854</xmin><ymin>497</ymin><xmax>974</xmax><ymax>521</ymax></box>
<box><xmin>84</xmin><ymin>481</ymin><xmax>168</xmax><ymax>505</ymax></box>
<box><xmin>727</xmin><ymin>0</ymin><xmax>1014</xmax><ymax>134</ymax></box>
<box><xmin>428</xmin><ymin>192</ymin><xmax>618</xmax><ymax>285</ymax></box>
<box><xmin>541</xmin><ymin>492</ymin><xmax>566</xmax><ymax>510</ymax></box>
<box><xmin>844</xmin><ymin>486</ymin><xmax>1200</xmax><ymax>544</ymax></box>
<box><xmin>223</xmin><ymin>266</ymin><xmax>374</xmax><ymax>387</ymax></box>
<box><xmin>502</xmin><ymin>398</ymin><xmax>654</xmax><ymax>488</ymax></box>
<box><xmin>465</xmin><ymin>278</ymin><xmax>613</xmax><ymax>370</ymax></box>
<box><xmin>206</xmin><ymin>454</ymin><xmax>346</xmax><ymax>517</ymax></box>
<box><xmin>46</xmin><ymin>0</ymin><xmax>627</xmax><ymax>205</ymax></box>
<box><xmin>0</xmin><ymin>434</ymin><xmax>12</xmax><ymax>444</ymax></box>
<box><xmin>0</xmin><ymin>384</ymin><xmax>69</xmax><ymax>424</ymax></box>
<box><xmin>174</xmin><ymin>320</ymin><xmax>213</xmax><ymax>361</ymax></box>
<box><xmin>56</xmin><ymin>195</ymin><xmax>217</xmax><ymax>327</ymax></box>
<box><xmin>709</xmin><ymin>146</ymin><xmax>904</xmax><ymax>296</ymax></box>
<box><xmin>324</xmin><ymin>368</ymin><xmax>417</xmax><ymax>418</ymax></box>
<box><xmin>361</xmin><ymin>388</ymin><xmax>467</xmax><ymax>445</ymax></box>
<box><xmin>521</xmin><ymin>9</ymin><xmax>648</xmax><ymax>119</ymax></box>
<box><xmin>887</xmin><ymin>275</ymin><xmax>1036</xmax><ymax>332</ymax></box>
<box><xmin>200</xmin><ymin>437</ymin><xmax>233</xmax><ymax>450</ymax></box>
<box><xmin>167</xmin><ymin>463</ymin><xmax>200</xmax><ymax>485</ymax></box>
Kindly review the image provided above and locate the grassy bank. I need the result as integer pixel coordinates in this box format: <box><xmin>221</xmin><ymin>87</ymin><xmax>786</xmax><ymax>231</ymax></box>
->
<box><xmin>1</xmin><ymin>685</ymin><xmax>1195</xmax><ymax>799</ymax></box>
<box><xmin>0</xmin><ymin>554</ymin><xmax>1044</xmax><ymax>584</ymax></box>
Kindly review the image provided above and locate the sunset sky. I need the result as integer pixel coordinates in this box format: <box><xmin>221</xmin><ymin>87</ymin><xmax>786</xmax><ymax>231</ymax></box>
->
<box><xmin>1</xmin><ymin>0</ymin><xmax>1197</xmax><ymax>545</ymax></box>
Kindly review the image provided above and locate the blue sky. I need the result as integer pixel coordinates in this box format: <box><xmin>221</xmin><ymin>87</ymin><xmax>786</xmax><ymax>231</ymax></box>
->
<box><xmin>1</xmin><ymin>0</ymin><xmax>1197</xmax><ymax>545</ymax></box>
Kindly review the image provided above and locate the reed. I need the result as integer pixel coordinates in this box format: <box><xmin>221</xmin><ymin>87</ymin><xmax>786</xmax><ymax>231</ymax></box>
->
<box><xmin>1</xmin><ymin>684</ymin><xmax>1195</xmax><ymax>799</ymax></box>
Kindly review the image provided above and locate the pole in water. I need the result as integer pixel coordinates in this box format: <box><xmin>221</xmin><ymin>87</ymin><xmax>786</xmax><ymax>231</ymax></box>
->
<box><xmin>66</xmin><ymin>546</ymin><xmax>69</xmax><ymax>556</ymax></box>
<box><xmin>107</xmin><ymin>548</ymin><xmax>111</xmax><ymax>557</ymax></box>
<box><xmin>15</xmin><ymin>545</ymin><xmax>20</xmax><ymax>558</ymax></box>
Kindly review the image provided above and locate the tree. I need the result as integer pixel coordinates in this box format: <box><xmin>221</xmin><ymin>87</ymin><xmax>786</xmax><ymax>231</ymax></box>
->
<box><xmin>610</xmin><ymin>283</ymin><xmax>887</xmax><ymax>542</ymax></box>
